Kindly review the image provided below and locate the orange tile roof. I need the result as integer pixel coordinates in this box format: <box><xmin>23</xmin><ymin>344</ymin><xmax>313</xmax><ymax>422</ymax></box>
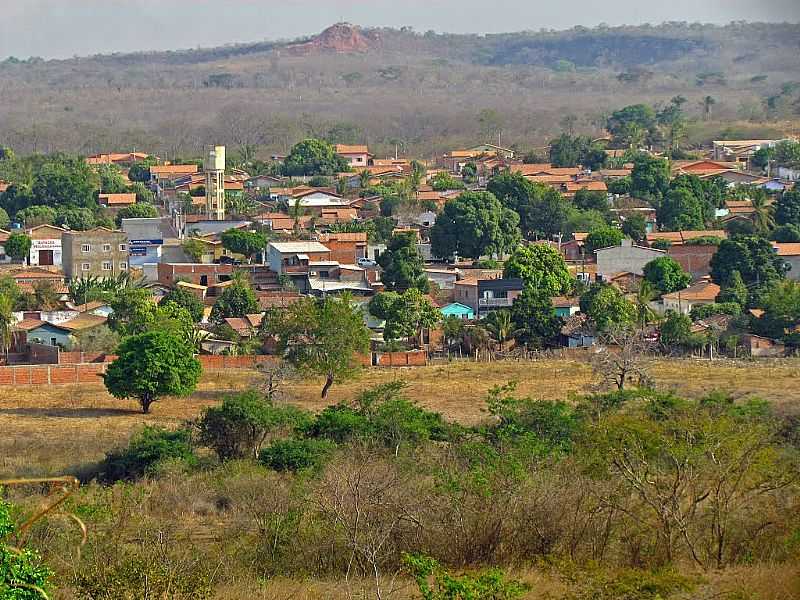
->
<box><xmin>99</xmin><ymin>192</ymin><xmax>137</xmax><ymax>206</ymax></box>
<box><xmin>661</xmin><ymin>280</ymin><xmax>720</xmax><ymax>302</ymax></box>
<box><xmin>773</xmin><ymin>243</ymin><xmax>800</xmax><ymax>257</ymax></box>
<box><xmin>509</xmin><ymin>163</ymin><xmax>553</xmax><ymax>176</ymax></box>
<box><xmin>335</xmin><ymin>144</ymin><xmax>370</xmax><ymax>154</ymax></box>
<box><xmin>529</xmin><ymin>174</ymin><xmax>573</xmax><ymax>184</ymax></box>
<box><xmin>565</xmin><ymin>181</ymin><xmax>608</xmax><ymax>192</ymax></box>
<box><xmin>14</xmin><ymin>318</ymin><xmax>46</xmax><ymax>331</ymax></box>
<box><xmin>150</xmin><ymin>165</ymin><xmax>199</xmax><ymax>175</ymax></box>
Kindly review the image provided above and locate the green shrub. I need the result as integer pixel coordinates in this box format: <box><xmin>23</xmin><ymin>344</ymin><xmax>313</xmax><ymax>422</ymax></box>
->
<box><xmin>1</xmin><ymin>491</ymin><xmax>53</xmax><ymax>600</ymax></box>
<box><xmin>99</xmin><ymin>426</ymin><xmax>195</xmax><ymax>482</ymax></box>
<box><xmin>195</xmin><ymin>391</ymin><xmax>310</xmax><ymax>461</ymax></box>
<box><xmin>302</xmin><ymin>405</ymin><xmax>373</xmax><ymax>443</ymax></box>
<box><xmin>259</xmin><ymin>439</ymin><xmax>336</xmax><ymax>472</ymax></box>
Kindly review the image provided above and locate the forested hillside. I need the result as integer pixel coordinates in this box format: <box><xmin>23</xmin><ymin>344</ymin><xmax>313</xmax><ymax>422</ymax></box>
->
<box><xmin>0</xmin><ymin>22</ymin><xmax>798</xmax><ymax>158</ymax></box>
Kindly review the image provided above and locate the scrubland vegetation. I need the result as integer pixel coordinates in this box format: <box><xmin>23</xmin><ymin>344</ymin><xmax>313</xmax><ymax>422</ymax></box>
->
<box><xmin>2</xmin><ymin>359</ymin><xmax>800</xmax><ymax>599</ymax></box>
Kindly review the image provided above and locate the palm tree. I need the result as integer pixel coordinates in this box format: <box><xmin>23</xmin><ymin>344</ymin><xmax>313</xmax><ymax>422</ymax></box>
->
<box><xmin>0</xmin><ymin>294</ymin><xmax>13</xmax><ymax>362</ymax></box>
<box><xmin>483</xmin><ymin>309</ymin><xmax>516</xmax><ymax>352</ymax></box>
<box><xmin>358</xmin><ymin>169</ymin><xmax>371</xmax><ymax>189</ymax></box>
<box><xmin>634</xmin><ymin>280</ymin><xmax>657</xmax><ymax>331</ymax></box>
<box><xmin>701</xmin><ymin>96</ymin><xmax>716</xmax><ymax>120</ymax></box>
<box><xmin>749</xmin><ymin>188</ymin><xmax>775</xmax><ymax>233</ymax></box>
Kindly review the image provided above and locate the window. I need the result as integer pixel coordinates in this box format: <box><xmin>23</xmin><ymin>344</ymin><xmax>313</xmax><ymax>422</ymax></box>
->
<box><xmin>81</xmin><ymin>263</ymin><xmax>90</xmax><ymax>271</ymax></box>
<box><xmin>102</xmin><ymin>244</ymin><xmax>111</xmax><ymax>252</ymax></box>
<box><xmin>81</xmin><ymin>244</ymin><xmax>90</xmax><ymax>253</ymax></box>
<box><xmin>50</xmin><ymin>337</ymin><xmax>57</xmax><ymax>346</ymax></box>
<box><xmin>119</xmin><ymin>261</ymin><xmax>128</xmax><ymax>270</ymax></box>
<box><xmin>119</xmin><ymin>244</ymin><xmax>127</xmax><ymax>252</ymax></box>
<box><xmin>102</xmin><ymin>261</ymin><xmax>112</xmax><ymax>271</ymax></box>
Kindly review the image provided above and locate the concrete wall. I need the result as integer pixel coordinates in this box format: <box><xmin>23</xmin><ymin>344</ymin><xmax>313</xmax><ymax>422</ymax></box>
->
<box><xmin>596</xmin><ymin>240</ymin><xmax>665</xmax><ymax>278</ymax></box>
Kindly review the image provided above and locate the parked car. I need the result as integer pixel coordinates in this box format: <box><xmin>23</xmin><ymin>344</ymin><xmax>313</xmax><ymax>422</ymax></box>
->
<box><xmin>357</xmin><ymin>257</ymin><xmax>377</xmax><ymax>267</ymax></box>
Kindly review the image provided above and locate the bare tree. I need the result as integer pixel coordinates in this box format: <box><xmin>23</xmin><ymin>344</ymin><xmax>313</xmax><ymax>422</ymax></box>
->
<box><xmin>590</xmin><ymin>327</ymin><xmax>654</xmax><ymax>391</ymax></box>
<box><xmin>314</xmin><ymin>450</ymin><xmax>419</xmax><ymax>600</ymax></box>
<box><xmin>257</xmin><ymin>360</ymin><xmax>296</xmax><ymax>403</ymax></box>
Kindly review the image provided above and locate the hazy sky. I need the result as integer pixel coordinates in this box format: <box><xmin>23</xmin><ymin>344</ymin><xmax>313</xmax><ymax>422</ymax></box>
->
<box><xmin>2</xmin><ymin>0</ymin><xmax>799</xmax><ymax>59</ymax></box>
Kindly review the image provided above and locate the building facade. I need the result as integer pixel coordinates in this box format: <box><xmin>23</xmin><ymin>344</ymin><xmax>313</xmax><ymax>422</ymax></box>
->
<box><xmin>27</xmin><ymin>224</ymin><xmax>66</xmax><ymax>267</ymax></box>
<box><xmin>62</xmin><ymin>228</ymin><xmax>129</xmax><ymax>280</ymax></box>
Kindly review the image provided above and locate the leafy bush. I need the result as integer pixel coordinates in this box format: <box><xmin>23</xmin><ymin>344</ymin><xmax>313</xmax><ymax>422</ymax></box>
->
<box><xmin>99</xmin><ymin>426</ymin><xmax>195</xmax><ymax>482</ymax></box>
<box><xmin>689</xmin><ymin>302</ymin><xmax>742</xmax><ymax>320</ymax></box>
<box><xmin>403</xmin><ymin>553</ymin><xmax>530</xmax><ymax>600</ymax></box>
<box><xmin>1</xmin><ymin>492</ymin><xmax>53</xmax><ymax>599</ymax></box>
<box><xmin>195</xmin><ymin>391</ymin><xmax>310</xmax><ymax>461</ymax></box>
<box><xmin>259</xmin><ymin>438</ymin><xmax>336</xmax><ymax>472</ymax></box>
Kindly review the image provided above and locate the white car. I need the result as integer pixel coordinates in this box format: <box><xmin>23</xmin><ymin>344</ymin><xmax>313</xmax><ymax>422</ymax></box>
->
<box><xmin>357</xmin><ymin>257</ymin><xmax>377</xmax><ymax>267</ymax></box>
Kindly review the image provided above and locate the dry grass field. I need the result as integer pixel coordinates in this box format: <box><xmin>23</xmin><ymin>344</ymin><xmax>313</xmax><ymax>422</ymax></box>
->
<box><xmin>2</xmin><ymin>358</ymin><xmax>800</xmax><ymax>478</ymax></box>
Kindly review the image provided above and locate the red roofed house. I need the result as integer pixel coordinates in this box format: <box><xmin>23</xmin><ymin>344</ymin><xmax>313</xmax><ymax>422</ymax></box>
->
<box><xmin>335</xmin><ymin>144</ymin><xmax>371</xmax><ymax>168</ymax></box>
<box><xmin>98</xmin><ymin>193</ymin><xmax>137</xmax><ymax>208</ymax></box>
<box><xmin>773</xmin><ymin>243</ymin><xmax>800</xmax><ymax>280</ymax></box>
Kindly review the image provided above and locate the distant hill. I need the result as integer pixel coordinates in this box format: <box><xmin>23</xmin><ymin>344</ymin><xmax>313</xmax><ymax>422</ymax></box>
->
<box><xmin>0</xmin><ymin>22</ymin><xmax>798</xmax><ymax>157</ymax></box>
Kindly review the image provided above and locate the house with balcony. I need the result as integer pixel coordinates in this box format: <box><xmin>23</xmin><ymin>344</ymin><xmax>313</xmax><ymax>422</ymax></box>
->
<box><xmin>453</xmin><ymin>277</ymin><xmax>524</xmax><ymax>318</ymax></box>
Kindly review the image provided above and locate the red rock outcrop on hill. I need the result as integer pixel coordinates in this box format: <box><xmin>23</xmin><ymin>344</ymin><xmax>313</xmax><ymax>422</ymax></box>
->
<box><xmin>285</xmin><ymin>23</ymin><xmax>380</xmax><ymax>56</ymax></box>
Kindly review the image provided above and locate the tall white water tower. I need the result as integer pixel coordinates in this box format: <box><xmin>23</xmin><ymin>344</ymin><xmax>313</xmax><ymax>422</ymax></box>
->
<box><xmin>205</xmin><ymin>145</ymin><xmax>226</xmax><ymax>221</ymax></box>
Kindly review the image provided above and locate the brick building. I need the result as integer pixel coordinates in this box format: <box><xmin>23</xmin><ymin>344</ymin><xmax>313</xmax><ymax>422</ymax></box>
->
<box><xmin>62</xmin><ymin>227</ymin><xmax>129</xmax><ymax>280</ymax></box>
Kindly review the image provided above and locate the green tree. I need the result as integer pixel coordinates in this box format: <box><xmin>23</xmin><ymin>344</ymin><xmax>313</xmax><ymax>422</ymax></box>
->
<box><xmin>770</xmin><ymin>224</ymin><xmax>800</xmax><ymax>243</ymax></box>
<box><xmin>196</xmin><ymin>390</ymin><xmax>308</xmax><ymax>460</ymax></box>
<box><xmin>56</xmin><ymin>206</ymin><xmax>95</xmax><ymax>230</ymax></box>
<box><xmin>630</xmin><ymin>154</ymin><xmax>670</xmax><ymax>200</ymax></box>
<box><xmin>108</xmin><ymin>288</ymin><xmax>157</xmax><ymax>335</ymax></box>
<box><xmin>161</xmin><ymin>286</ymin><xmax>205</xmax><ymax>323</ymax></box>
<box><xmin>103</xmin><ymin>330</ymin><xmax>201</xmax><ymax>413</ymax></box>
<box><xmin>621</xmin><ymin>212</ymin><xmax>647</xmax><ymax>242</ymax></box>
<box><xmin>369</xmin><ymin>288</ymin><xmax>441</xmax><ymax>346</ymax></box>
<box><xmin>774</xmin><ymin>189</ymin><xmax>800</xmax><ymax>227</ymax></box>
<box><xmin>549</xmin><ymin>134</ymin><xmax>606</xmax><ymax>169</ymax></box>
<box><xmin>607</xmin><ymin>104</ymin><xmax>658</xmax><ymax>147</ymax></box>
<box><xmin>658</xmin><ymin>187</ymin><xmax>706</xmax><ymax>230</ymax></box>
<box><xmin>378</xmin><ymin>232</ymin><xmax>429</xmax><ymax>292</ymax></box>
<box><xmin>181</xmin><ymin>238</ymin><xmax>206</xmax><ymax>262</ymax></box>
<box><xmin>503</xmin><ymin>244</ymin><xmax>573</xmax><ymax>296</ymax></box>
<box><xmin>265</xmin><ymin>294</ymin><xmax>371</xmax><ymax>399</ymax></box>
<box><xmin>4</xmin><ymin>232</ymin><xmax>31</xmax><ymax>262</ymax></box>
<box><xmin>585</xmin><ymin>226</ymin><xmax>624</xmax><ymax>253</ymax></box>
<box><xmin>659</xmin><ymin>310</ymin><xmax>694</xmax><ymax>348</ymax></box>
<box><xmin>430</xmin><ymin>172</ymin><xmax>464</xmax><ymax>191</ymax></box>
<box><xmin>0</xmin><ymin>492</ymin><xmax>53</xmax><ymax>599</ymax></box>
<box><xmin>282</xmin><ymin>139</ymin><xmax>350</xmax><ymax>177</ymax></box>
<box><xmin>510</xmin><ymin>286</ymin><xmax>562</xmax><ymax>349</ymax></box>
<box><xmin>753</xmin><ymin>279</ymin><xmax>800</xmax><ymax>340</ymax></box>
<box><xmin>0</xmin><ymin>207</ymin><xmax>9</xmax><ymax>229</ymax></box>
<box><xmin>115</xmin><ymin>202</ymin><xmax>158</xmax><ymax>226</ymax></box>
<box><xmin>573</xmin><ymin>189</ymin><xmax>610</xmax><ymax>214</ymax></box>
<box><xmin>643</xmin><ymin>256</ymin><xmax>691</xmax><ymax>294</ymax></box>
<box><xmin>430</xmin><ymin>191</ymin><xmax>520</xmax><ymax>260</ymax></box>
<box><xmin>210</xmin><ymin>279</ymin><xmax>259</xmax><ymax>323</ymax></box>
<box><xmin>580</xmin><ymin>283</ymin><xmax>636</xmax><ymax>331</ymax></box>
<box><xmin>127</xmin><ymin>181</ymin><xmax>155</xmax><ymax>204</ymax></box>
<box><xmin>220</xmin><ymin>228</ymin><xmax>268</xmax><ymax>263</ymax></box>
<box><xmin>32</xmin><ymin>155</ymin><xmax>97</xmax><ymax>208</ymax></box>
<box><xmin>15</xmin><ymin>205</ymin><xmax>56</xmax><ymax>227</ymax></box>
<box><xmin>487</xmin><ymin>172</ymin><xmax>569</xmax><ymax>238</ymax></box>
<box><xmin>96</xmin><ymin>163</ymin><xmax>128</xmax><ymax>193</ymax></box>
<box><xmin>710</xmin><ymin>236</ymin><xmax>787</xmax><ymax>298</ymax></box>
<box><xmin>716</xmin><ymin>270</ymin><xmax>749</xmax><ymax>306</ymax></box>
<box><xmin>0</xmin><ymin>294</ymin><xmax>13</xmax><ymax>359</ymax></box>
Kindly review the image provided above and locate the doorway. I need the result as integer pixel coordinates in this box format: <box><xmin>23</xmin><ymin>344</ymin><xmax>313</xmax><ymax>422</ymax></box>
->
<box><xmin>38</xmin><ymin>250</ymin><xmax>54</xmax><ymax>266</ymax></box>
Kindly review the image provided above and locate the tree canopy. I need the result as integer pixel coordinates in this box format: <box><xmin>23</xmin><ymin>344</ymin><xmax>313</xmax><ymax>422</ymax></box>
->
<box><xmin>103</xmin><ymin>330</ymin><xmax>202</xmax><ymax>413</ymax></box>
<box><xmin>510</xmin><ymin>286</ymin><xmax>562</xmax><ymax>349</ymax></box>
<box><xmin>282</xmin><ymin>139</ymin><xmax>350</xmax><ymax>177</ymax></box>
<box><xmin>643</xmin><ymin>256</ymin><xmax>691</xmax><ymax>294</ymax></box>
<box><xmin>710</xmin><ymin>236</ymin><xmax>787</xmax><ymax>300</ymax></box>
<box><xmin>220</xmin><ymin>228</ymin><xmax>268</xmax><ymax>262</ymax></box>
<box><xmin>210</xmin><ymin>279</ymin><xmax>259</xmax><ymax>324</ymax></box>
<box><xmin>368</xmin><ymin>288</ymin><xmax>441</xmax><ymax>346</ymax></box>
<box><xmin>430</xmin><ymin>191</ymin><xmax>520</xmax><ymax>260</ymax></box>
<box><xmin>487</xmin><ymin>172</ymin><xmax>569</xmax><ymax>239</ymax></box>
<box><xmin>580</xmin><ymin>283</ymin><xmax>636</xmax><ymax>331</ymax></box>
<box><xmin>585</xmin><ymin>227</ymin><xmax>624</xmax><ymax>254</ymax></box>
<box><xmin>265</xmin><ymin>294</ymin><xmax>370</xmax><ymax>399</ymax></box>
<box><xmin>503</xmin><ymin>244</ymin><xmax>573</xmax><ymax>297</ymax></box>
<box><xmin>161</xmin><ymin>286</ymin><xmax>205</xmax><ymax>323</ymax></box>
<box><xmin>378</xmin><ymin>232</ymin><xmax>429</xmax><ymax>292</ymax></box>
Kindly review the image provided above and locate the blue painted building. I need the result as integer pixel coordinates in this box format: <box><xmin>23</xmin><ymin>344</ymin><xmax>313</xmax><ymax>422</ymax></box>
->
<box><xmin>441</xmin><ymin>302</ymin><xmax>475</xmax><ymax>320</ymax></box>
